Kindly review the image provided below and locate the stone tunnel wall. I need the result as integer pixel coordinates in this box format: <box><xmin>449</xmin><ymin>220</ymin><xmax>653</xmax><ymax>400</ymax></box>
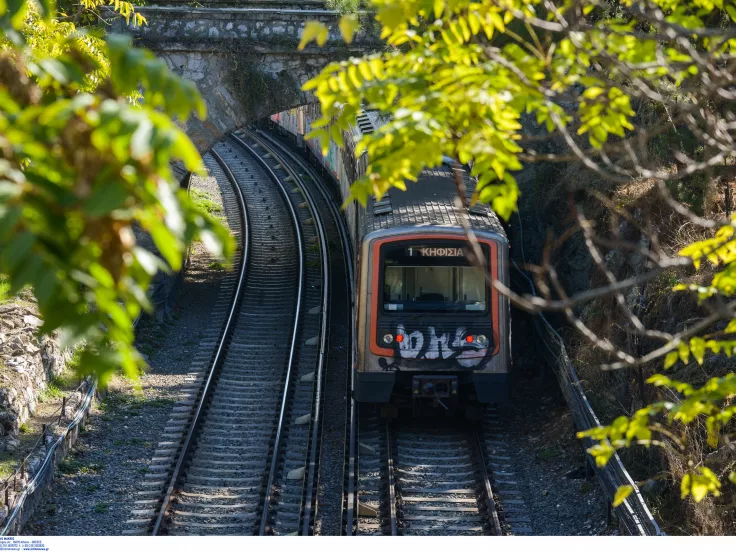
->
<box><xmin>116</xmin><ymin>7</ymin><xmax>380</xmax><ymax>152</ymax></box>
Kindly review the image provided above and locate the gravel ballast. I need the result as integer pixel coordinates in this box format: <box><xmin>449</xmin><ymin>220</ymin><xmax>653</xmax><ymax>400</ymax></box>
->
<box><xmin>500</xmin><ymin>386</ymin><xmax>611</xmax><ymax>535</ymax></box>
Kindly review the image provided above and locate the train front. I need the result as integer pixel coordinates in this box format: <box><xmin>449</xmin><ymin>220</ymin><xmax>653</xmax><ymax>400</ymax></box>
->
<box><xmin>355</xmin><ymin>228</ymin><xmax>510</xmax><ymax>412</ymax></box>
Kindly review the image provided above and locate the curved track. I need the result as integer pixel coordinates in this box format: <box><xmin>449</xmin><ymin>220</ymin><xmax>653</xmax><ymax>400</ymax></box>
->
<box><xmin>126</xmin><ymin>132</ymin><xmax>330</xmax><ymax>535</ymax></box>
<box><xmin>254</xmin><ymin>127</ymin><xmax>356</xmax><ymax>536</ymax></box>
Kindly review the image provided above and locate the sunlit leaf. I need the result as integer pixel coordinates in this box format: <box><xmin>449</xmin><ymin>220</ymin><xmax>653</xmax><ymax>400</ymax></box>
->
<box><xmin>613</xmin><ymin>485</ymin><xmax>633</xmax><ymax>507</ymax></box>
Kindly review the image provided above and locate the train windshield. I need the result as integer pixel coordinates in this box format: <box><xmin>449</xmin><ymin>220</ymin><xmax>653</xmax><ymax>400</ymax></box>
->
<box><xmin>382</xmin><ymin>243</ymin><xmax>488</xmax><ymax>313</ymax></box>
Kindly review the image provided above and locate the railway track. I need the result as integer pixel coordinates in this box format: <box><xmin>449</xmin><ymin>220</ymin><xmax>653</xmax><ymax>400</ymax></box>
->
<box><xmin>257</xmin><ymin>125</ymin><xmax>533</xmax><ymax>538</ymax></box>
<box><xmin>252</xmin><ymin>127</ymin><xmax>356</xmax><ymax>535</ymax></box>
<box><xmin>356</xmin><ymin>415</ymin><xmax>503</xmax><ymax>536</ymax></box>
<box><xmin>125</xmin><ymin>131</ymin><xmax>330</xmax><ymax>535</ymax></box>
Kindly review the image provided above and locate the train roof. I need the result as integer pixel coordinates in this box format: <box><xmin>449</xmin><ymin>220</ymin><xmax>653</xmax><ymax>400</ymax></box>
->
<box><xmin>362</xmin><ymin>164</ymin><xmax>507</xmax><ymax>239</ymax></box>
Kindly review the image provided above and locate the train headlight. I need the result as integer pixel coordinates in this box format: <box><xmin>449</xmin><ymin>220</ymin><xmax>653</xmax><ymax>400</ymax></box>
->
<box><xmin>383</xmin><ymin>333</ymin><xmax>394</xmax><ymax>344</ymax></box>
<box><xmin>476</xmin><ymin>334</ymin><xmax>488</xmax><ymax>346</ymax></box>
<box><xmin>465</xmin><ymin>335</ymin><xmax>474</xmax><ymax>343</ymax></box>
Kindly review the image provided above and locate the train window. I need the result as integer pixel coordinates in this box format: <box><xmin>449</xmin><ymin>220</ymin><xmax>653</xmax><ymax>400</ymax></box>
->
<box><xmin>381</xmin><ymin>242</ymin><xmax>489</xmax><ymax>313</ymax></box>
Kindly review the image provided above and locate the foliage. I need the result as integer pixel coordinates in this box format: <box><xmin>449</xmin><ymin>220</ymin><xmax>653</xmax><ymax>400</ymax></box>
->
<box><xmin>325</xmin><ymin>0</ymin><xmax>361</xmax><ymax>16</ymax></box>
<box><xmin>191</xmin><ymin>188</ymin><xmax>223</xmax><ymax>215</ymax></box>
<box><xmin>0</xmin><ymin>273</ymin><xmax>9</xmax><ymax>302</ymax></box>
<box><xmin>0</xmin><ymin>0</ymin><xmax>233</xmax><ymax>385</ymax></box>
<box><xmin>301</xmin><ymin>0</ymin><xmax>736</xmax><ymax>505</ymax></box>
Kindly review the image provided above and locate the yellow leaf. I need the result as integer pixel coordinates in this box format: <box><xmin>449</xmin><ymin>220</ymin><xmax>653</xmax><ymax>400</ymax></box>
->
<box><xmin>299</xmin><ymin>21</ymin><xmax>328</xmax><ymax>51</ymax></box>
<box><xmin>678</xmin><ymin>342</ymin><xmax>690</xmax><ymax>364</ymax></box>
<box><xmin>681</xmin><ymin>473</ymin><xmax>691</xmax><ymax>499</ymax></box>
<box><xmin>690</xmin><ymin>337</ymin><xmax>706</xmax><ymax>365</ymax></box>
<box><xmin>583</xmin><ymin>87</ymin><xmax>605</xmax><ymax>99</ymax></box>
<box><xmin>613</xmin><ymin>485</ymin><xmax>633</xmax><ymax>507</ymax></box>
<box><xmin>727</xmin><ymin>5</ymin><xmax>736</xmax><ymax>22</ymax></box>
<box><xmin>339</xmin><ymin>14</ymin><xmax>358</xmax><ymax>45</ymax></box>
<box><xmin>488</xmin><ymin>11</ymin><xmax>505</xmax><ymax>32</ymax></box>
<box><xmin>691</xmin><ymin>479</ymin><xmax>709</xmax><ymax>502</ymax></box>
<box><xmin>664</xmin><ymin>351</ymin><xmax>679</xmax><ymax>370</ymax></box>
<box><xmin>726</xmin><ymin>319</ymin><xmax>736</xmax><ymax>334</ymax></box>
<box><xmin>707</xmin><ymin>426</ymin><xmax>719</xmax><ymax>449</ymax></box>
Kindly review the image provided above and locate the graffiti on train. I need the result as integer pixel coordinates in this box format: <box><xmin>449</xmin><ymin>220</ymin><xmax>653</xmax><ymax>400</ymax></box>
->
<box><xmin>393</xmin><ymin>324</ymin><xmax>490</xmax><ymax>368</ymax></box>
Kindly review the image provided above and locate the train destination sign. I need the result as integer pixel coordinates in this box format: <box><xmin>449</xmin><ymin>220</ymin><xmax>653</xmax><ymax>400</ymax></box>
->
<box><xmin>406</xmin><ymin>246</ymin><xmax>466</xmax><ymax>257</ymax></box>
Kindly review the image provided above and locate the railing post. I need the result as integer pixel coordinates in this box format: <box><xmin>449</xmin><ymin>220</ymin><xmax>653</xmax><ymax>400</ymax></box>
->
<box><xmin>59</xmin><ymin>397</ymin><xmax>66</xmax><ymax>422</ymax></box>
<box><xmin>4</xmin><ymin>485</ymin><xmax>8</xmax><ymax>507</ymax></box>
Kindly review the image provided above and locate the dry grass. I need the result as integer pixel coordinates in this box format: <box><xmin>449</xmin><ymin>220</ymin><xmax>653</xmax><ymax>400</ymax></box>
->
<box><xmin>557</xmin><ymin>168</ymin><xmax>736</xmax><ymax>534</ymax></box>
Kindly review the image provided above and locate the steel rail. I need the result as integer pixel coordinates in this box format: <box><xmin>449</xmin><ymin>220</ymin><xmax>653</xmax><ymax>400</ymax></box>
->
<box><xmin>243</xmin><ymin>129</ymin><xmax>330</xmax><ymax>535</ymax></box>
<box><xmin>385</xmin><ymin>423</ymin><xmax>399</xmax><ymax>536</ymax></box>
<box><xmin>473</xmin><ymin>430</ymin><xmax>503</xmax><ymax>536</ymax></box>
<box><xmin>151</xmin><ymin>147</ymin><xmax>250</xmax><ymax>535</ymax></box>
<box><xmin>229</xmin><ymin>133</ymin><xmax>309</xmax><ymax>536</ymax></box>
<box><xmin>254</xmin><ymin>128</ymin><xmax>358</xmax><ymax>535</ymax></box>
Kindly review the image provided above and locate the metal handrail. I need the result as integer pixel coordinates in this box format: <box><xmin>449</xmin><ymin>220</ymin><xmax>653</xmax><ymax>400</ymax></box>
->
<box><xmin>0</xmin><ymin>377</ymin><xmax>95</xmax><ymax>535</ymax></box>
<box><xmin>534</xmin><ymin>318</ymin><xmax>661</xmax><ymax>536</ymax></box>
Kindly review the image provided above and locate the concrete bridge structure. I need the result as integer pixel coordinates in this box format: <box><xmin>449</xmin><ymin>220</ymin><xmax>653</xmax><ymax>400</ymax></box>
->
<box><xmin>115</xmin><ymin>1</ymin><xmax>379</xmax><ymax>152</ymax></box>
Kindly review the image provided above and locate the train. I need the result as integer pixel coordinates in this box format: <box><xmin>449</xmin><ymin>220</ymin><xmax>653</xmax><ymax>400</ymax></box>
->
<box><xmin>267</xmin><ymin>106</ymin><xmax>511</xmax><ymax>413</ymax></box>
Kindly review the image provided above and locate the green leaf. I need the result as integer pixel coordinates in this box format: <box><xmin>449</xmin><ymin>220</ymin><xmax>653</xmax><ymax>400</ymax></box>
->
<box><xmin>2</xmin><ymin>231</ymin><xmax>35</xmax><ymax>272</ymax></box>
<box><xmin>0</xmin><ymin>205</ymin><xmax>22</xmax><ymax>240</ymax></box>
<box><xmin>84</xmin><ymin>181</ymin><xmax>129</xmax><ymax>216</ymax></box>
<box><xmin>130</xmin><ymin>118</ymin><xmax>153</xmax><ymax>160</ymax></box>
<box><xmin>682</xmin><ymin>468</ymin><xmax>722</xmax><ymax>502</ymax></box>
<box><xmin>38</xmin><ymin>0</ymin><xmax>55</xmax><ymax>20</ymax></box>
<box><xmin>200</xmin><ymin>229</ymin><xmax>224</xmax><ymax>259</ymax></box>
<box><xmin>726</xmin><ymin>4</ymin><xmax>736</xmax><ymax>22</ymax></box>
<box><xmin>4</xmin><ymin>0</ymin><xmax>28</xmax><ymax>29</ymax></box>
<box><xmin>34</xmin><ymin>268</ymin><xmax>59</xmax><ymax>308</ymax></box>
<box><xmin>133</xmin><ymin>246</ymin><xmax>167</xmax><ymax>276</ymax></box>
<box><xmin>613</xmin><ymin>485</ymin><xmax>633</xmax><ymax>507</ymax></box>
<box><xmin>681</xmin><ymin>473</ymin><xmax>692</xmax><ymax>499</ymax></box>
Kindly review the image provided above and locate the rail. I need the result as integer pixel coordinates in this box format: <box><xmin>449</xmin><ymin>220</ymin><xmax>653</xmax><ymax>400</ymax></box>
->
<box><xmin>473</xmin><ymin>431</ymin><xmax>502</xmax><ymax>536</ymax></box>
<box><xmin>253</xmin><ymin>128</ymin><xmax>359</xmax><ymax>535</ymax></box>
<box><xmin>151</xmin><ymin>146</ymin><xmax>250</xmax><ymax>535</ymax></box>
<box><xmin>241</xmin><ymin>129</ymin><xmax>330</xmax><ymax>534</ymax></box>
<box><xmin>385</xmin><ymin>423</ymin><xmax>398</xmax><ymax>536</ymax></box>
<box><xmin>228</xmin><ymin>134</ymin><xmax>310</xmax><ymax>536</ymax></box>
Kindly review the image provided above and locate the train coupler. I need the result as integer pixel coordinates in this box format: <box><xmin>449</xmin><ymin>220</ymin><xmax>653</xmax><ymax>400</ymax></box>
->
<box><xmin>411</xmin><ymin>375</ymin><xmax>458</xmax><ymax>400</ymax></box>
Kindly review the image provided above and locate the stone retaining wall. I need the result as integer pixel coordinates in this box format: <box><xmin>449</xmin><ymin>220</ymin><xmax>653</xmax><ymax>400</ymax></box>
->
<box><xmin>0</xmin><ymin>305</ymin><xmax>71</xmax><ymax>453</ymax></box>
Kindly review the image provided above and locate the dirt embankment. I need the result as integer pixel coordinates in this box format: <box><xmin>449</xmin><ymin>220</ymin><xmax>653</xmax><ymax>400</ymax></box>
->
<box><xmin>513</xmin><ymin>152</ymin><xmax>736</xmax><ymax>534</ymax></box>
